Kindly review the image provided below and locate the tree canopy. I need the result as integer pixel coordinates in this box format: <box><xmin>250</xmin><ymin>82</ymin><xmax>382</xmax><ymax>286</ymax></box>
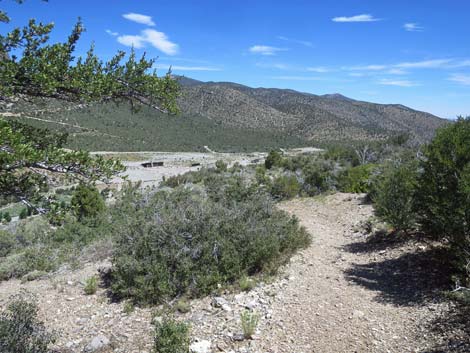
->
<box><xmin>0</xmin><ymin>0</ymin><xmax>180</xmax><ymax>212</ymax></box>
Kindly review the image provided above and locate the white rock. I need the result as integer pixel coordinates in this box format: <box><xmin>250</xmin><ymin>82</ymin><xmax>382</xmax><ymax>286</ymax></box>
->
<box><xmin>190</xmin><ymin>339</ymin><xmax>211</xmax><ymax>353</ymax></box>
<box><xmin>84</xmin><ymin>335</ymin><xmax>110</xmax><ymax>352</ymax></box>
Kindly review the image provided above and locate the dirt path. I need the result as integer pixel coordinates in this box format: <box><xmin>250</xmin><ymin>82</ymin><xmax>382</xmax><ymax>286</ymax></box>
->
<box><xmin>0</xmin><ymin>193</ymin><xmax>461</xmax><ymax>353</ymax></box>
<box><xmin>254</xmin><ymin>193</ymin><xmax>452</xmax><ymax>353</ymax></box>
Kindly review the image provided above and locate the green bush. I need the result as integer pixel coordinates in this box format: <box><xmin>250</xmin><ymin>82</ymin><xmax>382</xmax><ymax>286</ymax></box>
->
<box><xmin>270</xmin><ymin>175</ymin><xmax>301</xmax><ymax>200</ymax></box>
<box><xmin>84</xmin><ymin>276</ymin><xmax>98</xmax><ymax>295</ymax></box>
<box><xmin>154</xmin><ymin>318</ymin><xmax>189</xmax><ymax>353</ymax></box>
<box><xmin>3</xmin><ymin>212</ymin><xmax>11</xmax><ymax>223</ymax></box>
<box><xmin>337</xmin><ymin>164</ymin><xmax>377</xmax><ymax>193</ymax></box>
<box><xmin>372</xmin><ymin>162</ymin><xmax>418</xmax><ymax>232</ymax></box>
<box><xmin>71</xmin><ymin>184</ymin><xmax>105</xmax><ymax>221</ymax></box>
<box><xmin>415</xmin><ymin>117</ymin><xmax>470</xmax><ymax>276</ymax></box>
<box><xmin>240</xmin><ymin>310</ymin><xmax>259</xmax><ymax>339</ymax></box>
<box><xmin>0</xmin><ymin>296</ymin><xmax>56</xmax><ymax>353</ymax></box>
<box><xmin>215</xmin><ymin>160</ymin><xmax>228</xmax><ymax>172</ymax></box>
<box><xmin>0</xmin><ymin>231</ymin><xmax>15</xmax><ymax>257</ymax></box>
<box><xmin>19</xmin><ymin>208</ymin><xmax>28</xmax><ymax>220</ymax></box>
<box><xmin>110</xmin><ymin>187</ymin><xmax>310</xmax><ymax>304</ymax></box>
<box><xmin>265</xmin><ymin>150</ymin><xmax>283</xmax><ymax>169</ymax></box>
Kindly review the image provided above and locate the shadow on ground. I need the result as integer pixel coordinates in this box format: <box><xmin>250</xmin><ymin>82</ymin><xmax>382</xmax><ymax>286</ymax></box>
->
<box><xmin>423</xmin><ymin>303</ymin><xmax>470</xmax><ymax>353</ymax></box>
<box><xmin>344</xmin><ymin>247</ymin><xmax>451</xmax><ymax>306</ymax></box>
<box><xmin>343</xmin><ymin>229</ymin><xmax>414</xmax><ymax>254</ymax></box>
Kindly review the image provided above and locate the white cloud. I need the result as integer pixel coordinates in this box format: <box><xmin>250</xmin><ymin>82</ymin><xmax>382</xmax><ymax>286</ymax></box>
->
<box><xmin>122</xmin><ymin>13</ymin><xmax>155</xmax><ymax>26</ymax></box>
<box><xmin>396</xmin><ymin>59</ymin><xmax>451</xmax><ymax>69</ymax></box>
<box><xmin>249</xmin><ymin>45</ymin><xmax>287</xmax><ymax>56</ymax></box>
<box><xmin>256</xmin><ymin>62</ymin><xmax>290</xmax><ymax>70</ymax></box>
<box><xmin>307</xmin><ymin>66</ymin><xmax>330</xmax><ymax>73</ymax></box>
<box><xmin>142</xmin><ymin>29</ymin><xmax>179</xmax><ymax>55</ymax></box>
<box><xmin>332</xmin><ymin>14</ymin><xmax>381</xmax><ymax>23</ymax></box>
<box><xmin>349</xmin><ymin>64</ymin><xmax>387</xmax><ymax>71</ymax></box>
<box><xmin>277</xmin><ymin>36</ymin><xmax>313</xmax><ymax>47</ymax></box>
<box><xmin>117</xmin><ymin>34</ymin><xmax>145</xmax><ymax>48</ymax></box>
<box><xmin>378</xmin><ymin>79</ymin><xmax>419</xmax><ymax>87</ymax></box>
<box><xmin>387</xmin><ymin>68</ymin><xmax>407</xmax><ymax>75</ymax></box>
<box><xmin>449</xmin><ymin>74</ymin><xmax>470</xmax><ymax>85</ymax></box>
<box><xmin>156</xmin><ymin>65</ymin><xmax>221</xmax><ymax>72</ymax></box>
<box><xmin>403</xmin><ymin>23</ymin><xmax>424</xmax><ymax>32</ymax></box>
<box><xmin>106</xmin><ymin>29</ymin><xmax>118</xmax><ymax>36</ymax></box>
<box><xmin>117</xmin><ymin>29</ymin><xmax>179</xmax><ymax>55</ymax></box>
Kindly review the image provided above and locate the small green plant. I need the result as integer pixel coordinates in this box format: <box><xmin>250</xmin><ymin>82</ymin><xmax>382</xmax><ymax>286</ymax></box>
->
<box><xmin>265</xmin><ymin>150</ymin><xmax>283</xmax><ymax>169</ymax></box>
<box><xmin>84</xmin><ymin>276</ymin><xmax>98</xmax><ymax>295</ymax></box>
<box><xmin>123</xmin><ymin>301</ymin><xmax>135</xmax><ymax>315</ymax></box>
<box><xmin>0</xmin><ymin>295</ymin><xmax>56</xmax><ymax>353</ymax></box>
<box><xmin>239</xmin><ymin>276</ymin><xmax>255</xmax><ymax>292</ymax></box>
<box><xmin>3</xmin><ymin>211</ymin><xmax>11</xmax><ymax>223</ymax></box>
<box><xmin>270</xmin><ymin>175</ymin><xmax>301</xmax><ymax>200</ymax></box>
<box><xmin>174</xmin><ymin>298</ymin><xmax>191</xmax><ymax>313</ymax></box>
<box><xmin>19</xmin><ymin>208</ymin><xmax>28</xmax><ymax>220</ymax></box>
<box><xmin>153</xmin><ymin>317</ymin><xmax>190</xmax><ymax>353</ymax></box>
<box><xmin>215</xmin><ymin>160</ymin><xmax>228</xmax><ymax>173</ymax></box>
<box><xmin>71</xmin><ymin>184</ymin><xmax>105</xmax><ymax>221</ymax></box>
<box><xmin>240</xmin><ymin>310</ymin><xmax>259</xmax><ymax>339</ymax></box>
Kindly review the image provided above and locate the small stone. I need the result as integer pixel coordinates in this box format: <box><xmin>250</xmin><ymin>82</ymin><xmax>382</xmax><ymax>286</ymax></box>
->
<box><xmin>84</xmin><ymin>335</ymin><xmax>110</xmax><ymax>352</ymax></box>
<box><xmin>211</xmin><ymin>297</ymin><xmax>231</xmax><ymax>311</ymax></box>
<box><xmin>190</xmin><ymin>339</ymin><xmax>211</xmax><ymax>353</ymax></box>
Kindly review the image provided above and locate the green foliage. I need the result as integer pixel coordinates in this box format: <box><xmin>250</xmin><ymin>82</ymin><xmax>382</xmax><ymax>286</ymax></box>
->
<box><xmin>84</xmin><ymin>275</ymin><xmax>98</xmax><ymax>295</ymax></box>
<box><xmin>19</xmin><ymin>208</ymin><xmax>28</xmax><ymax>219</ymax></box>
<box><xmin>270</xmin><ymin>175</ymin><xmax>301</xmax><ymax>200</ymax></box>
<box><xmin>153</xmin><ymin>318</ymin><xmax>189</xmax><ymax>353</ymax></box>
<box><xmin>239</xmin><ymin>276</ymin><xmax>255</xmax><ymax>292</ymax></box>
<box><xmin>415</xmin><ymin>117</ymin><xmax>470</xmax><ymax>239</ymax></box>
<box><xmin>415</xmin><ymin>117</ymin><xmax>470</xmax><ymax>277</ymax></box>
<box><xmin>372</xmin><ymin>162</ymin><xmax>418</xmax><ymax>232</ymax></box>
<box><xmin>0</xmin><ymin>17</ymin><xmax>179</xmax><ymax>113</ymax></box>
<box><xmin>240</xmin><ymin>310</ymin><xmax>259</xmax><ymax>339</ymax></box>
<box><xmin>174</xmin><ymin>298</ymin><xmax>191</xmax><ymax>313</ymax></box>
<box><xmin>0</xmin><ymin>295</ymin><xmax>56</xmax><ymax>353</ymax></box>
<box><xmin>71</xmin><ymin>184</ymin><xmax>105</xmax><ymax>221</ymax></box>
<box><xmin>0</xmin><ymin>118</ymin><xmax>124</xmax><ymax>211</ymax></box>
<box><xmin>337</xmin><ymin>164</ymin><xmax>377</xmax><ymax>193</ymax></box>
<box><xmin>0</xmin><ymin>230</ymin><xmax>15</xmax><ymax>257</ymax></box>
<box><xmin>265</xmin><ymin>150</ymin><xmax>283</xmax><ymax>169</ymax></box>
<box><xmin>215</xmin><ymin>160</ymin><xmax>228</xmax><ymax>172</ymax></box>
<box><xmin>2</xmin><ymin>211</ymin><xmax>11</xmax><ymax>223</ymax></box>
<box><xmin>110</xmin><ymin>186</ymin><xmax>310</xmax><ymax>305</ymax></box>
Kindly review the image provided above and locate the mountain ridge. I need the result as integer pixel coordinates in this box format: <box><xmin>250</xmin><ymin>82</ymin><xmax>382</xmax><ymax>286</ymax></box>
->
<box><xmin>175</xmin><ymin>76</ymin><xmax>448</xmax><ymax>144</ymax></box>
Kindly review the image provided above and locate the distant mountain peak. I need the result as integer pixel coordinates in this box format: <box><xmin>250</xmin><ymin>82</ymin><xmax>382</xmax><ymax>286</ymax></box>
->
<box><xmin>321</xmin><ymin>93</ymin><xmax>354</xmax><ymax>101</ymax></box>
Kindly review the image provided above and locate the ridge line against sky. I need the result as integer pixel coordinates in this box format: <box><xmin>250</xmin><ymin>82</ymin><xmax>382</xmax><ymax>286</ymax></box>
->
<box><xmin>2</xmin><ymin>0</ymin><xmax>470</xmax><ymax>119</ymax></box>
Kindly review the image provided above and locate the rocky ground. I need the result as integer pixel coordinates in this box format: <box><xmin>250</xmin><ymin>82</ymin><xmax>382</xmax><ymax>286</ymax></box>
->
<box><xmin>0</xmin><ymin>193</ymin><xmax>468</xmax><ymax>352</ymax></box>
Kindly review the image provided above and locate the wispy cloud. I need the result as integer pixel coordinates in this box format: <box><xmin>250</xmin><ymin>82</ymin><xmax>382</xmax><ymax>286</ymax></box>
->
<box><xmin>346</xmin><ymin>59</ymin><xmax>460</xmax><ymax>73</ymax></box>
<box><xmin>378</xmin><ymin>79</ymin><xmax>419</xmax><ymax>87</ymax></box>
<box><xmin>403</xmin><ymin>23</ymin><xmax>424</xmax><ymax>32</ymax></box>
<box><xmin>106</xmin><ymin>29</ymin><xmax>118</xmax><ymax>36</ymax></box>
<box><xmin>449</xmin><ymin>74</ymin><xmax>470</xmax><ymax>85</ymax></box>
<box><xmin>332</xmin><ymin>14</ymin><xmax>381</xmax><ymax>23</ymax></box>
<box><xmin>387</xmin><ymin>68</ymin><xmax>408</xmax><ymax>75</ymax></box>
<box><xmin>277</xmin><ymin>36</ymin><xmax>313</xmax><ymax>47</ymax></box>
<box><xmin>117</xmin><ymin>29</ymin><xmax>179</xmax><ymax>55</ymax></box>
<box><xmin>256</xmin><ymin>62</ymin><xmax>291</xmax><ymax>70</ymax></box>
<box><xmin>396</xmin><ymin>59</ymin><xmax>451</xmax><ymax>69</ymax></box>
<box><xmin>348</xmin><ymin>64</ymin><xmax>387</xmax><ymax>71</ymax></box>
<box><xmin>122</xmin><ymin>13</ymin><xmax>155</xmax><ymax>26</ymax></box>
<box><xmin>155</xmin><ymin>64</ymin><xmax>222</xmax><ymax>72</ymax></box>
<box><xmin>249</xmin><ymin>45</ymin><xmax>287</xmax><ymax>56</ymax></box>
<box><xmin>307</xmin><ymin>66</ymin><xmax>330</xmax><ymax>73</ymax></box>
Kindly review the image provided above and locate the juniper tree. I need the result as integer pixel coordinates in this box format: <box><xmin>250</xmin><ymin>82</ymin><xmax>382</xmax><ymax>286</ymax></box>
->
<box><xmin>0</xmin><ymin>0</ymin><xmax>179</xmax><ymax>211</ymax></box>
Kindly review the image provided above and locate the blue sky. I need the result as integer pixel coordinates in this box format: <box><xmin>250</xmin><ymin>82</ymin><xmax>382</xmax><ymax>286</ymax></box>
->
<box><xmin>2</xmin><ymin>0</ymin><xmax>470</xmax><ymax>119</ymax></box>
